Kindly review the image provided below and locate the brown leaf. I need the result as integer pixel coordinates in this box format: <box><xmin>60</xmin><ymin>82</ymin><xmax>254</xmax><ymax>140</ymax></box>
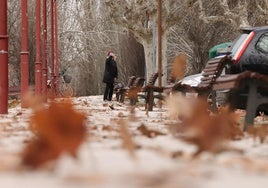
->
<box><xmin>8</xmin><ymin>99</ymin><xmax>20</xmax><ymax>108</ymax></box>
<box><xmin>21</xmin><ymin>101</ymin><xmax>86</xmax><ymax>168</ymax></box>
<box><xmin>247</xmin><ymin>125</ymin><xmax>268</xmax><ymax>143</ymax></box>
<box><xmin>22</xmin><ymin>89</ymin><xmax>46</xmax><ymax>110</ymax></box>
<box><xmin>127</xmin><ymin>87</ymin><xmax>142</xmax><ymax>100</ymax></box>
<box><xmin>171</xmin><ymin>151</ymin><xmax>183</xmax><ymax>159</ymax></box>
<box><xmin>102</xmin><ymin>125</ymin><xmax>114</xmax><ymax>131</ymax></box>
<box><xmin>178</xmin><ymin>98</ymin><xmax>243</xmax><ymax>155</ymax></box>
<box><xmin>118</xmin><ymin>120</ymin><xmax>136</xmax><ymax>159</ymax></box>
<box><xmin>137</xmin><ymin>123</ymin><xmax>166</xmax><ymax>138</ymax></box>
<box><xmin>170</xmin><ymin>53</ymin><xmax>187</xmax><ymax>81</ymax></box>
<box><xmin>118</xmin><ymin>112</ymin><xmax>124</xmax><ymax>117</ymax></box>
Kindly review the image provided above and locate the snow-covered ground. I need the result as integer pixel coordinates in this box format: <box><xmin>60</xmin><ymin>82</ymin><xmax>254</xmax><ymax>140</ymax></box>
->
<box><xmin>0</xmin><ymin>95</ymin><xmax>268</xmax><ymax>188</ymax></box>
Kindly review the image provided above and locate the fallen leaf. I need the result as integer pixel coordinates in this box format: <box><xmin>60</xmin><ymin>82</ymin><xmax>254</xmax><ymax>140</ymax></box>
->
<box><xmin>21</xmin><ymin>101</ymin><xmax>86</xmax><ymax>168</ymax></box>
<box><xmin>137</xmin><ymin>123</ymin><xmax>166</xmax><ymax>138</ymax></box>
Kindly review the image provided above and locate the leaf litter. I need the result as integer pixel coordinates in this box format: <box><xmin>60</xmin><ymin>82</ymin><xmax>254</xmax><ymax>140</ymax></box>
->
<box><xmin>0</xmin><ymin>93</ymin><xmax>268</xmax><ymax>187</ymax></box>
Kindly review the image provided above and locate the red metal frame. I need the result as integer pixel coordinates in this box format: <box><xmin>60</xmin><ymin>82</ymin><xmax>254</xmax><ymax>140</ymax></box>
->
<box><xmin>42</xmin><ymin>0</ymin><xmax>48</xmax><ymax>98</ymax></box>
<box><xmin>0</xmin><ymin>0</ymin><xmax>8</xmax><ymax>114</ymax></box>
<box><xmin>50</xmin><ymin>0</ymin><xmax>55</xmax><ymax>98</ymax></box>
<box><xmin>1</xmin><ymin>0</ymin><xmax>61</xmax><ymax>113</ymax></box>
<box><xmin>157</xmin><ymin>0</ymin><xmax>162</xmax><ymax>87</ymax></box>
<box><xmin>35</xmin><ymin>0</ymin><xmax>42</xmax><ymax>95</ymax></box>
<box><xmin>21</xmin><ymin>0</ymin><xmax>29</xmax><ymax>108</ymax></box>
<box><xmin>54</xmin><ymin>0</ymin><xmax>59</xmax><ymax>96</ymax></box>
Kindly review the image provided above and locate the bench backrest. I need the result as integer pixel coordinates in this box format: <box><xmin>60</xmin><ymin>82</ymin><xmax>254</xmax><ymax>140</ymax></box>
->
<box><xmin>214</xmin><ymin>71</ymin><xmax>268</xmax><ymax>90</ymax></box>
<box><xmin>146</xmin><ymin>73</ymin><xmax>159</xmax><ymax>86</ymax></box>
<box><xmin>197</xmin><ymin>55</ymin><xmax>231</xmax><ymax>88</ymax></box>
<box><xmin>126</xmin><ymin>76</ymin><xmax>136</xmax><ymax>87</ymax></box>
<box><xmin>132</xmin><ymin>77</ymin><xmax>145</xmax><ymax>88</ymax></box>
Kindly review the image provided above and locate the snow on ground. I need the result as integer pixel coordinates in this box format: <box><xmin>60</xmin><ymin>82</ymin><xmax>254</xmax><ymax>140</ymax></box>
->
<box><xmin>0</xmin><ymin>95</ymin><xmax>268</xmax><ymax>188</ymax></box>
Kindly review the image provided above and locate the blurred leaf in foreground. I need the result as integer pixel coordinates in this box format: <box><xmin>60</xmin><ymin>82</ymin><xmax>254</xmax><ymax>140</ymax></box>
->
<box><xmin>21</xmin><ymin>101</ymin><xmax>86</xmax><ymax>169</ymax></box>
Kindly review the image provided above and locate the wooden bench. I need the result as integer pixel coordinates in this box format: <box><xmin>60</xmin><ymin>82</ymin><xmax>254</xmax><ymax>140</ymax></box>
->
<box><xmin>120</xmin><ymin>77</ymin><xmax>145</xmax><ymax>105</ymax></box>
<box><xmin>213</xmin><ymin>71</ymin><xmax>268</xmax><ymax>131</ymax></box>
<box><xmin>137</xmin><ymin>73</ymin><xmax>161</xmax><ymax>110</ymax></box>
<box><xmin>114</xmin><ymin>76</ymin><xmax>136</xmax><ymax>102</ymax></box>
<box><xmin>135</xmin><ymin>56</ymin><xmax>231</xmax><ymax>111</ymax></box>
<box><xmin>172</xmin><ymin>55</ymin><xmax>232</xmax><ymax>110</ymax></box>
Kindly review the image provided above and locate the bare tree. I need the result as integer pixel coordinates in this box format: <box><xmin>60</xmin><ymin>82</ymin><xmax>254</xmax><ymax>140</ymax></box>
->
<box><xmin>168</xmin><ymin>0</ymin><xmax>268</xmax><ymax>75</ymax></box>
<box><xmin>8</xmin><ymin>0</ymin><xmax>268</xmax><ymax>95</ymax></box>
<box><xmin>194</xmin><ymin>0</ymin><xmax>268</xmax><ymax>27</ymax></box>
<box><xmin>57</xmin><ymin>0</ymin><xmax>144</xmax><ymax>96</ymax></box>
<box><xmin>105</xmin><ymin>0</ymin><xmax>195</xmax><ymax>83</ymax></box>
<box><xmin>8</xmin><ymin>0</ymin><xmax>21</xmax><ymax>86</ymax></box>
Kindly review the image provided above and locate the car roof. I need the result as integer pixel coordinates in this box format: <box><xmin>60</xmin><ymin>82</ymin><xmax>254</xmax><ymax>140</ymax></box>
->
<box><xmin>240</xmin><ymin>26</ymin><xmax>268</xmax><ymax>34</ymax></box>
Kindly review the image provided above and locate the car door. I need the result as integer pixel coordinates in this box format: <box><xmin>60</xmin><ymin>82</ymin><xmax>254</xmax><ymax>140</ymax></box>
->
<box><xmin>241</xmin><ymin>32</ymin><xmax>268</xmax><ymax>74</ymax></box>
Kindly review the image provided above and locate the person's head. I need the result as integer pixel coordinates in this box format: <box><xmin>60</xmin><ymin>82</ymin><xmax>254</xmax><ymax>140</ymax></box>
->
<box><xmin>107</xmin><ymin>50</ymin><xmax>112</xmax><ymax>56</ymax></box>
<box><xmin>107</xmin><ymin>51</ymin><xmax>116</xmax><ymax>59</ymax></box>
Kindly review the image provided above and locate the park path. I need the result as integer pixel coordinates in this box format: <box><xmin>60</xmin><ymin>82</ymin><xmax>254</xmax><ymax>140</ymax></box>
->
<box><xmin>0</xmin><ymin>95</ymin><xmax>268</xmax><ymax>188</ymax></box>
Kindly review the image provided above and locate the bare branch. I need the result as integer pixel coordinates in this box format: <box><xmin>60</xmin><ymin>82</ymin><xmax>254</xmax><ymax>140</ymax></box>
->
<box><xmin>256</xmin><ymin>0</ymin><xmax>268</xmax><ymax>15</ymax></box>
<box><xmin>197</xmin><ymin>0</ymin><xmax>250</xmax><ymax>28</ymax></box>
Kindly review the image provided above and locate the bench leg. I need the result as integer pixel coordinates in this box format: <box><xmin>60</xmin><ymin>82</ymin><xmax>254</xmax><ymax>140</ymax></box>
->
<box><xmin>116</xmin><ymin>93</ymin><xmax>120</xmax><ymax>101</ymax></box>
<box><xmin>120</xmin><ymin>92</ymin><xmax>126</xmax><ymax>103</ymax></box>
<box><xmin>210</xmin><ymin>91</ymin><xmax>217</xmax><ymax>112</ymax></box>
<box><xmin>146</xmin><ymin>90</ymin><xmax>154</xmax><ymax>111</ymax></box>
<box><xmin>244</xmin><ymin>84</ymin><xmax>258</xmax><ymax>131</ymax></box>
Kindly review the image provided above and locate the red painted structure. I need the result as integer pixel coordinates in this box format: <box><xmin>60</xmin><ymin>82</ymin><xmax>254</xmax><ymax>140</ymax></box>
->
<box><xmin>0</xmin><ymin>0</ymin><xmax>8</xmax><ymax>114</ymax></box>
<box><xmin>157</xmin><ymin>0</ymin><xmax>162</xmax><ymax>87</ymax></box>
<box><xmin>35</xmin><ymin>0</ymin><xmax>42</xmax><ymax>95</ymax></box>
<box><xmin>54</xmin><ymin>0</ymin><xmax>59</xmax><ymax>96</ymax></box>
<box><xmin>42</xmin><ymin>0</ymin><xmax>48</xmax><ymax>98</ymax></box>
<box><xmin>1</xmin><ymin>0</ymin><xmax>61</xmax><ymax>113</ymax></box>
<box><xmin>21</xmin><ymin>0</ymin><xmax>29</xmax><ymax>108</ymax></box>
<box><xmin>50</xmin><ymin>0</ymin><xmax>55</xmax><ymax>98</ymax></box>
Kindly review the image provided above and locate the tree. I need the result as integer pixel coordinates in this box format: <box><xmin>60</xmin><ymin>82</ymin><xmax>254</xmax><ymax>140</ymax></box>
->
<box><xmin>8</xmin><ymin>0</ymin><xmax>21</xmax><ymax>86</ymax></box>
<box><xmin>195</xmin><ymin>0</ymin><xmax>268</xmax><ymax>28</ymax></box>
<box><xmin>57</xmin><ymin>0</ymin><xmax>145</xmax><ymax>95</ymax></box>
<box><xmin>105</xmin><ymin>0</ymin><xmax>195</xmax><ymax>83</ymax></box>
<box><xmin>168</xmin><ymin>0</ymin><xmax>268</xmax><ymax>75</ymax></box>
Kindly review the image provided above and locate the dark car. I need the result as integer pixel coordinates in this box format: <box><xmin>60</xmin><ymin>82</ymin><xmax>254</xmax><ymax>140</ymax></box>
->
<box><xmin>180</xmin><ymin>26</ymin><xmax>268</xmax><ymax>112</ymax></box>
<box><xmin>228</xmin><ymin>26</ymin><xmax>268</xmax><ymax>74</ymax></box>
<box><xmin>227</xmin><ymin>27</ymin><xmax>268</xmax><ymax>111</ymax></box>
<box><xmin>182</xmin><ymin>26</ymin><xmax>268</xmax><ymax>85</ymax></box>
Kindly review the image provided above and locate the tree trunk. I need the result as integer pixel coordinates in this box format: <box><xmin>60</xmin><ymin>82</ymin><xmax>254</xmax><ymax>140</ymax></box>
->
<box><xmin>140</xmin><ymin>31</ymin><xmax>167</xmax><ymax>84</ymax></box>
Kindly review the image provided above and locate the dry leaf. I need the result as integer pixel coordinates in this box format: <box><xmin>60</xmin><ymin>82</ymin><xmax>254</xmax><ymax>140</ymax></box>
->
<box><xmin>118</xmin><ymin>112</ymin><xmax>124</xmax><ymax>117</ymax></box>
<box><xmin>137</xmin><ymin>123</ymin><xmax>166</xmax><ymax>138</ymax></box>
<box><xmin>102</xmin><ymin>125</ymin><xmax>114</xmax><ymax>131</ymax></box>
<box><xmin>8</xmin><ymin>99</ymin><xmax>20</xmax><ymax>108</ymax></box>
<box><xmin>118</xmin><ymin>120</ymin><xmax>136</xmax><ymax>159</ymax></box>
<box><xmin>170</xmin><ymin>53</ymin><xmax>187</xmax><ymax>81</ymax></box>
<box><xmin>21</xmin><ymin>101</ymin><xmax>86</xmax><ymax>168</ymax></box>
<box><xmin>127</xmin><ymin>87</ymin><xmax>142</xmax><ymax>101</ymax></box>
<box><xmin>171</xmin><ymin>150</ymin><xmax>183</xmax><ymax>159</ymax></box>
<box><xmin>165</xmin><ymin>93</ymin><xmax>192</xmax><ymax>120</ymax></box>
<box><xmin>177</xmin><ymin>98</ymin><xmax>243</xmax><ymax>155</ymax></box>
<box><xmin>22</xmin><ymin>89</ymin><xmax>46</xmax><ymax>110</ymax></box>
<box><xmin>247</xmin><ymin>125</ymin><xmax>268</xmax><ymax>143</ymax></box>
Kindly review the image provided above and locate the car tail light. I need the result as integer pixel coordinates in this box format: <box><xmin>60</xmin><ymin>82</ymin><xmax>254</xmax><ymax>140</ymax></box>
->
<box><xmin>233</xmin><ymin>31</ymin><xmax>255</xmax><ymax>64</ymax></box>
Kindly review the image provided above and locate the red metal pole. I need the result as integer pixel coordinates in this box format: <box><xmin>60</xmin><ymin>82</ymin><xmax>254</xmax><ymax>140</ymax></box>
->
<box><xmin>0</xmin><ymin>0</ymin><xmax>8</xmax><ymax>114</ymax></box>
<box><xmin>157</xmin><ymin>0</ymin><xmax>162</xmax><ymax>87</ymax></box>
<box><xmin>41</xmin><ymin>0</ymin><xmax>48</xmax><ymax>98</ymax></box>
<box><xmin>50</xmin><ymin>0</ymin><xmax>55</xmax><ymax>98</ymax></box>
<box><xmin>35</xmin><ymin>0</ymin><xmax>42</xmax><ymax>95</ymax></box>
<box><xmin>21</xmin><ymin>0</ymin><xmax>29</xmax><ymax>108</ymax></box>
<box><xmin>54</xmin><ymin>0</ymin><xmax>59</xmax><ymax>96</ymax></box>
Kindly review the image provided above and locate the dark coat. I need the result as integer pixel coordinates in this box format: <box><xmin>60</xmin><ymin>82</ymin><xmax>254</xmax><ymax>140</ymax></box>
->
<box><xmin>102</xmin><ymin>56</ymin><xmax>118</xmax><ymax>84</ymax></box>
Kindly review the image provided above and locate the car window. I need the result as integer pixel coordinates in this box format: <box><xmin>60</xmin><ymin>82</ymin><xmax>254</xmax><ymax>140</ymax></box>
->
<box><xmin>230</xmin><ymin>33</ymin><xmax>249</xmax><ymax>57</ymax></box>
<box><xmin>256</xmin><ymin>33</ymin><xmax>268</xmax><ymax>53</ymax></box>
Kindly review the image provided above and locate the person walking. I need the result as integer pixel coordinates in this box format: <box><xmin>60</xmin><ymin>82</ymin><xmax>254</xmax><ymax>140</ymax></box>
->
<box><xmin>103</xmin><ymin>51</ymin><xmax>118</xmax><ymax>101</ymax></box>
